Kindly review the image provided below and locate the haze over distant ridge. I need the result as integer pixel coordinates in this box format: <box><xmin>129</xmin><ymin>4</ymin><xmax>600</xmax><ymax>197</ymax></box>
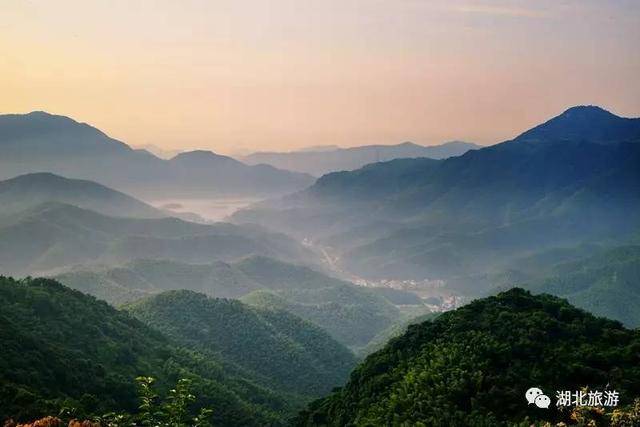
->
<box><xmin>243</xmin><ymin>141</ymin><xmax>480</xmax><ymax>176</ymax></box>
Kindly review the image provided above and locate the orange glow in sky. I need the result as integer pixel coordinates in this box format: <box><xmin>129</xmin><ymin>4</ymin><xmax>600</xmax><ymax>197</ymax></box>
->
<box><xmin>2</xmin><ymin>0</ymin><xmax>639</xmax><ymax>154</ymax></box>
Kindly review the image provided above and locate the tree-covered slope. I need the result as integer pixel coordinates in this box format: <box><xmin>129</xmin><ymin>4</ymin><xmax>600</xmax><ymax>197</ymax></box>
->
<box><xmin>233</xmin><ymin>255</ymin><xmax>349</xmax><ymax>291</ymax></box>
<box><xmin>296</xmin><ymin>289</ymin><xmax>640</xmax><ymax>426</ymax></box>
<box><xmin>54</xmin><ymin>259</ymin><xmax>263</xmax><ymax>305</ymax></box>
<box><xmin>126</xmin><ymin>290</ymin><xmax>356</xmax><ymax>397</ymax></box>
<box><xmin>526</xmin><ymin>245</ymin><xmax>640</xmax><ymax>328</ymax></box>
<box><xmin>241</xmin><ymin>284</ymin><xmax>400</xmax><ymax>349</ymax></box>
<box><xmin>54</xmin><ymin>256</ymin><xmax>402</xmax><ymax>350</ymax></box>
<box><xmin>0</xmin><ymin>277</ymin><xmax>294</xmax><ymax>426</ymax></box>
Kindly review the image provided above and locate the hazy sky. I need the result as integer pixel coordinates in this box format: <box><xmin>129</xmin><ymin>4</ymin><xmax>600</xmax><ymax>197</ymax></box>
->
<box><xmin>2</xmin><ymin>0</ymin><xmax>639</xmax><ymax>154</ymax></box>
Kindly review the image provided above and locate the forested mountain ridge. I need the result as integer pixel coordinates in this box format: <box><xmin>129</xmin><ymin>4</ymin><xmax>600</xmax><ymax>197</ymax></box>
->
<box><xmin>241</xmin><ymin>285</ymin><xmax>400</xmax><ymax>350</ymax></box>
<box><xmin>523</xmin><ymin>245</ymin><xmax>640</xmax><ymax>328</ymax></box>
<box><xmin>54</xmin><ymin>258</ymin><xmax>262</xmax><ymax>305</ymax></box>
<box><xmin>296</xmin><ymin>288</ymin><xmax>640</xmax><ymax>426</ymax></box>
<box><xmin>126</xmin><ymin>290</ymin><xmax>357</xmax><ymax>396</ymax></box>
<box><xmin>0</xmin><ymin>276</ymin><xmax>293</xmax><ymax>426</ymax></box>
<box><xmin>54</xmin><ymin>256</ymin><xmax>403</xmax><ymax>350</ymax></box>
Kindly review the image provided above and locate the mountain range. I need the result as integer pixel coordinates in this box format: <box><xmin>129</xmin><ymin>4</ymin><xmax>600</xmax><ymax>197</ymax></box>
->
<box><xmin>233</xmin><ymin>106</ymin><xmax>640</xmax><ymax>295</ymax></box>
<box><xmin>0</xmin><ymin>166</ymin><xmax>410</xmax><ymax>351</ymax></box>
<box><xmin>0</xmin><ymin>111</ymin><xmax>314</xmax><ymax>198</ymax></box>
<box><xmin>2</xmin><ymin>104</ymin><xmax>640</xmax><ymax>426</ymax></box>
<box><xmin>242</xmin><ymin>141</ymin><xmax>480</xmax><ymax>176</ymax></box>
<box><xmin>0</xmin><ymin>202</ymin><xmax>315</xmax><ymax>277</ymax></box>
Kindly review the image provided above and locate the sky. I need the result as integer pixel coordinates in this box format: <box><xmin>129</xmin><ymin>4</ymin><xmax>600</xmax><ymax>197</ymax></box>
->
<box><xmin>1</xmin><ymin>0</ymin><xmax>639</xmax><ymax>155</ymax></box>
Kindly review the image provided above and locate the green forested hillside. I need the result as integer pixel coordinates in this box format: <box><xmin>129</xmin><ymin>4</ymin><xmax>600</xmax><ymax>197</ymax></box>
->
<box><xmin>297</xmin><ymin>289</ymin><xmax>640</xmax><ymax>426</ymax></box>
<box><xmin>356</xmin><ymin>311</ymin><xmax>439</xmax><ymax>358</ymax></box>
<box><xmin>235</xmin><ymin>258</ymin><xmax>401</xmax><ymax>348</ymax></box>
<box><xmin>233</xmin><ymin>256</ymin><xmax>347</xmax><ymax>291</ymax></box>
<box><xmin>54</xmin><ymin>259</ymin><xmax>263</xmax><ymax>305</ymax></box>
<box><xmin>0</xmin><ymin>277</ymin><xmax>297</xmax><ymax>425</ymax></box>
<box><xmin>126</xmin><ymin>290</ymin><xmax>356</xmax><ymax>396</ymax></box>
<box><xmin>241</xmin><ymin>283</ymin><xmax>400</xmax><ymax>349</ymax></box>
<box><xmin>526</xmin><ymin>246</ymin><xmax>640</xmax><ymax>327</ymax></box>
<box><xmin>54</xmin><ymin>256</ymin><xmax>350</xmax><ymax>306</ymax></box>
<box><xmin>55</xmin><ymin>256</ymin><xmax>402</xmax><ymax>349</ymax></box>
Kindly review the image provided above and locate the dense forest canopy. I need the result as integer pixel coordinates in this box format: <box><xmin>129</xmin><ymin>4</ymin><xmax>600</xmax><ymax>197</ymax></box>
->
<box><xmin>296</xmin><ymin>289</ymin><xmax>640</xmax><ymax>426</ymax></box>
<box><xmin>0</xmin><ymin>276</ymin><xmax>345</xmax><ymax>425</ymax></box>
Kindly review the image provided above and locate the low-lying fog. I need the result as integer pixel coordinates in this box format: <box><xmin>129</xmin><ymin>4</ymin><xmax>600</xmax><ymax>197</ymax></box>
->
<box><xmin>150</xmin><ymin>197</ymin><xmax>262</xmax><ymax>222</ymax></box>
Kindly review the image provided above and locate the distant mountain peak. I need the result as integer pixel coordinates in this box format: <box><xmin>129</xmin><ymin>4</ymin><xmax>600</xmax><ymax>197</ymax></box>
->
<box><xmin>515</xmin><ymin>105</ymin><xmax>640</xmax><ymax>144</ymax></box>
<box><xmin>170</xmin><ymin>150</ymin><xmax>239</xmax><ymax>165</ymax></box>
<box><xmin>559</xmin><ymin>105</ymin><xmax>618</xmax><ymax>119</ymax></box>
<box><xmin>26</xmin><ymin>110</ymin><xmax>67</xmax><ymax>118</ymax></box>
<box><xmin>24</xmin><ymin>110</ymin><xmax>97</xmax><ymax>129</ymax></box>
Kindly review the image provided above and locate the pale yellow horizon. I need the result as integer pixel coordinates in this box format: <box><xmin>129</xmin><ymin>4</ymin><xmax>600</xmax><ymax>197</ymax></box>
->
<box><xmin>2</xmin><ymin>0</ymin><xmax>639</xmax><ymax>155</ymax></box>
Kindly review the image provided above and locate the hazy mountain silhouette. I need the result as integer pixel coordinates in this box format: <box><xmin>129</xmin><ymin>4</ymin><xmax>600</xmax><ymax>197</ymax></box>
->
<box><xmin>133</xmin><ymin>143</ymin><xmax>184</xmax><ymax>159</ymax></box>
<box><xmin>234</xmin><ymin>106</ymin><xmax>640</xmax><ymax>290</ymax></box>
<box><xmin>54</xmin><ymin>254</ymin><xmax>354</xmax><ymax>305</ymax></box>
<box><xmin>0</xmin><ymin>111</ymin><xmax>314</xmax><ymax>198</ymax></box>
<box><xmin>0</xmin><ymin>202</ymin><xmax>315</xmax><ymax>276</ymax></box>
<box><xmin>242</xmin><ymin>141</ymin><xmax>480</xmax><ymax>176</ymax></box>
<box><xmin>522</xmin><ymin>245</ymin><xmax>640</xmax><ymax>328</ymax></box>
<box><xmin>0</xmin><ymin>173</ymin><xmax>165</xmax><ymax>218</ymax></box>
<box><xmin>297</xmin><ymin>144</ymin><xmax>341</xmax><ymax>152</ymax></box>
<box><xmin>515</xmin><ymin>105</ymin><xmax>640</xmax><ymax>144</ymax></box>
